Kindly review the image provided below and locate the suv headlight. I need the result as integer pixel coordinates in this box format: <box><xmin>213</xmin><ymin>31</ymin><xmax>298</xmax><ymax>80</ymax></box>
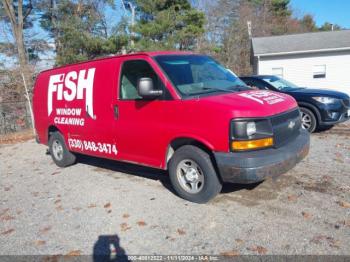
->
<box><xmin>230</xmin><ymin>119</ymin><xmax>274</xmax><ymax>151</ymax></box>
<box><xmin>313</xmin><ymin>96</ymin><xmax>337</xmax><ymax>104</ymax></box>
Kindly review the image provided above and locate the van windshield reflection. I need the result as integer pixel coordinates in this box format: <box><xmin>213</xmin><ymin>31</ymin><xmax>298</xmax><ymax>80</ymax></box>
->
<box><xmin>154</xmin><ymin>55</ymin><xmax>250</xmax><ymax>97</ymax></box>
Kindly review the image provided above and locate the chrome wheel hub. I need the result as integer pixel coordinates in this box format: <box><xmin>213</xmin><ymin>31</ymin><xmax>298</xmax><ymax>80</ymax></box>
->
<box><xmin>185</xmin><ymin>168</ymin><xmax>199</xmax><ymax>182</ymax></box>
<box><xmin>52</xmin><ymin>140</ymin><xmax>64</xmax><ymax>161</ymax></box>
<box><xmin>176</xmin><ymin>159</ymin><xmax>204</xmax><ymax>194</ymax></box>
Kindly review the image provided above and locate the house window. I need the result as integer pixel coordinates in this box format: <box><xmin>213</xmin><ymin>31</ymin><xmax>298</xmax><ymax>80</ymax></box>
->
<box><xmin>313</xmin><ymin>65</ymin><xmax>326</xmax><ymax>79</ymax></box>
<box><xmin>272</xmin><ymin>67</ymin><xmax>283</xmax><ymax>78</ymax></box>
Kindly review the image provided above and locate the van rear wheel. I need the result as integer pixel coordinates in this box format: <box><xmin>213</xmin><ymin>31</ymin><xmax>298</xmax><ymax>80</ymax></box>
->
<box><xmin>168</xmin><ymin>145</ymin><xmax>222</xmax><ymax>203</ymax></box>
<box><xmin>49</xmin><ymin>131</ymin><xmax>76</xmax><ymax>167</ymax></box>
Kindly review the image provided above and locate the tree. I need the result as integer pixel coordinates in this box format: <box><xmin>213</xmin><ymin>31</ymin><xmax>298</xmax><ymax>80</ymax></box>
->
<box><xmin>247</xmin><ymin>0</ymin><xmax>291</xmax><ymax>17</ymax></box>
<box><xmin>1</xmin><ymin>0</ymin><xmax>34</xmax><ymax>87</ymax></box>
<box><xmin>200</xmin><ymin>0</ymin><xmax>312</xmax><ymax>75</ymax></box>
<box><xmin>134</xmin><ymin>0</ymin><xmax>205</xmax><ymax>51</ymax></box>
<box><xmin>319</xmin><ymin>22</ymin><xmax>342</xmax><ymax>31</ymax></box>
<box><xmin>39</xmin><ymin>0</ymin><xmax>127</xmax><ymax>66</ymax></box>
<box><xmin>197</xmin><ymin>0</ymin><xmax>240</xmax><ymax>54</ymax></box>
<box><xmin>270</xmin><ymin>0</ymin><xmax>291</xmax><ymax>17</ymax></box>
<box><xmin>300</xmin><ymin>14</ymin><xmax>317</xmax><ymax>32</ymax></box>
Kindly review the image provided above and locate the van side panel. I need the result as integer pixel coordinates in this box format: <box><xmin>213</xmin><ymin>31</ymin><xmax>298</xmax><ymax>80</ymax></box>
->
<box><xmin>33</xmin><ymin>58</ymin><xmax>119</xmax><ymax>160</ymax></box>
<box><xmin>33</xmin><ymin>54</ymin><xmax>230</xmax><ymax>170</ymax></box>
<box><xmin>33</xmin><ymin>72</ymin><xmax>69</xmax><ymax>145</ymax></box>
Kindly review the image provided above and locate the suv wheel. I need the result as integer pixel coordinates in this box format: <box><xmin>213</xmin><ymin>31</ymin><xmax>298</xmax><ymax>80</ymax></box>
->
<box><xmin>300</xmin><ymin>107</ymin><xmax>317</xmax><ymax>133</ymax></box>
<box><xmin>168</xmin><ymin>145</ymin><xmax>222</xmax><ymax>203</ymax></box>
<box><xmin>49</xmin><ymin>131</ymin><xmax>76</xmax><ymax>167</ymax></box>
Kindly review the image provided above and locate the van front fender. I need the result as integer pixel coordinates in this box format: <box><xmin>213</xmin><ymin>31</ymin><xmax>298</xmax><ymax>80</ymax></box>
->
<box><xmin>164</xmin><ymin>135</ymin><xmax>215</xmax><ymax>169</ymax></box>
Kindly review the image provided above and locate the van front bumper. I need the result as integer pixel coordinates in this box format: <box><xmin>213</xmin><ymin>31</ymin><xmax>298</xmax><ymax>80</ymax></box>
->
<box><xmin>214</xmin><ymin>130</ymin><xmax>310</xmax><ymax>184</ymax></box>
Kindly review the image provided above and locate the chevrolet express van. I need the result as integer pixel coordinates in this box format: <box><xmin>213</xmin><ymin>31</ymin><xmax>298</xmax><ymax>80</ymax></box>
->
<box><xmin>33</xmin><ymin>51</ymin><xmax>310</xmax><ymax>203</ymax></box>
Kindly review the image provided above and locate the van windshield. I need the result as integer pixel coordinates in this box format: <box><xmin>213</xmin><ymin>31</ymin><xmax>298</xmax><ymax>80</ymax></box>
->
<box><xmin>154</xmin><ymin>55</ymin><xmax>250</xmax><ymax>97</ymax></box>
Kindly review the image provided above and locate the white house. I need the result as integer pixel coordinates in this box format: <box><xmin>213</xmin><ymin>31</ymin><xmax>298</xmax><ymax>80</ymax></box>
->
<box><xmin>251</xmin><ymin>30</ymin><xmax>350</xmax><ymax>96</ymax></box>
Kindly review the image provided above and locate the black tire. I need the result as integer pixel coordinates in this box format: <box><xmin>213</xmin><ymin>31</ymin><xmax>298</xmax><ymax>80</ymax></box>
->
<box><xmin>168</xmin><ymin>145</ymin><xmax>222</xmax><ymax>203</ymax></box>
<box><xmin>48</xmin><ymin>131</ymin><xmax>76</xmax><ymax>167</ymax></box>
<box><xmin>316</xmin><ymin>124</ymin><xmax>334</xmax><ymax>132</ymax></box>
<box><xmin>300</xmin><ymin>107</ymin><xmax>317</xmax><ymax>133</ymax></box>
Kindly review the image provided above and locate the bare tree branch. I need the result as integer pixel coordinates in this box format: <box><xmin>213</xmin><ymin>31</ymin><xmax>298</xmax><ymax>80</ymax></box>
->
<box><xmin>18</xmin><ymin>0</ymin><xmax>23</xmax><ymax>28</ymax></box>
<box><xmin>2</xmin><ymin>0</ymin><xmax>17</xmax><ymax>27</ymax></box>
<box><xmin>23</xmin><ymin>0</ymin><xmax>33</xmax><ymax>21</ymax></box>
<box><xmin>1</xmin><ymin>0</ymin><xmax>33</xmax><ymax>91</ymax></box>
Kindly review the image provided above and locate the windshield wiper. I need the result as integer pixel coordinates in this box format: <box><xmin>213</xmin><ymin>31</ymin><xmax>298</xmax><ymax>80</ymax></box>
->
<box><xmin>200</xmin><ymin>85</ymin><xmax>250</xmax><ymax>93</ymax></box>
<box><xmin>229</xmin><ymin>84</ymin><xmax>250</xmax><ymax>90</ymax></box>
<box><xmin>186</xmin><ymin>84</ymin><xmax>249</xmax><ymax>96</ymax></box>
<box><xmin>200</xmin><ymin>87</ymin><xmax>235</xmax><ymax>93</ymax></box>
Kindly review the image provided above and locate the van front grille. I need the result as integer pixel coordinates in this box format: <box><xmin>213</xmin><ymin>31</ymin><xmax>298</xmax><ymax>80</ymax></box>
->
<box><xmin>271</xmin><ymin>109</ymin><xmax>301</xmax><ymax>148</ymax></box>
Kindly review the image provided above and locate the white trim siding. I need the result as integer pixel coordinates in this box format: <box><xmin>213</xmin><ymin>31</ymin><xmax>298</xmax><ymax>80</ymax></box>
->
<box><xmin>256</xmin><ymin>50</ymin><xmax>350</xmax><ymax>96</ymax></box>
<box><xmin>255</xmin><ymin>47</ymin><xmax>350</xmax><ymax>57</ymax></box>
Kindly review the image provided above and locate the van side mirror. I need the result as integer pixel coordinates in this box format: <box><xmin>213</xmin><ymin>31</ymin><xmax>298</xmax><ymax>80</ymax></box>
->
<box><xmin>137</xmin><ymin>77</ymin><xmax>163</xmax><ymax>98</ymax></box>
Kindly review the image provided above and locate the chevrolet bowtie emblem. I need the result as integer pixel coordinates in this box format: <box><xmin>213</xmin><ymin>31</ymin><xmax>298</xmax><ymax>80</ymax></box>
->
<box><xmin>288</xmin><ymin>120</ymin><xmax>296</xmax><ymax>129</ymax></box>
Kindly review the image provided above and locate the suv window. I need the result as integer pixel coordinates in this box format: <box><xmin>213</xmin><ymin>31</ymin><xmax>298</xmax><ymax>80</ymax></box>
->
<box><xmin>120</xmin><ymin>60</ymin><xmax>162</xmax><ymax>100</ymax></box>
<box><xmin>244</xmin><ymin>79</ymin><xmax>269</xmax><ymax>90</ymax></box>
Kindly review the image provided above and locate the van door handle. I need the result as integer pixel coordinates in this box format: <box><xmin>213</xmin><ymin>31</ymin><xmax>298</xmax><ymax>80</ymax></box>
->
<box><xmin>113</xmin><ymin>105</ymin><xmax>119</xmax><ymax>119</ymax></box>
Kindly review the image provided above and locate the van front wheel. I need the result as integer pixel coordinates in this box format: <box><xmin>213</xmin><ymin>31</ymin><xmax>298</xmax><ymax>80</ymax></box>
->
<box><xmin>49</xmin><ymin>132</ymin><xmax>76</xmax><ymax>167</ymax></box>
<box><xmin>168</xmin><ymin>145</ymin><xmax>222</xmax><ymax>203</ymax></box>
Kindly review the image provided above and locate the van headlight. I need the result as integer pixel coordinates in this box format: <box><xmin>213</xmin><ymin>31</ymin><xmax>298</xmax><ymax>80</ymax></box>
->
<box><xmin>246</xmin><ymin>122</ymin><xmax>256</xmax><ymax>136</ymax></box>
<box><xmin>230</xmin><ymin>119</ymin><xmax>274</xmax><ymax>151</ymax></box>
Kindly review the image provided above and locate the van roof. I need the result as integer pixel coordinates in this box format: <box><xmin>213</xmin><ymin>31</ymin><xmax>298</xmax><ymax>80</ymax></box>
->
<box><xmin>39</xmin><ymin>51</ymin><xmax>194</xmax><ymax>74</ymax></box>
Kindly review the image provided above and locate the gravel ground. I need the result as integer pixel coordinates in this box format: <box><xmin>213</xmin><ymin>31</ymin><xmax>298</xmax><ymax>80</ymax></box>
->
<box><xmin>0</xmin><ymin>132</ymin><xmax>349</xmax><ymax>257</ymax></box>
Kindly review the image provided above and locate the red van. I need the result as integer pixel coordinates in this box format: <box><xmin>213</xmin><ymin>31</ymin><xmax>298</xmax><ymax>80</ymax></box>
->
<box><xmin>33</xmin><ymin>51</ymin><xmax>310</xmax><ymax>203</ymax></box>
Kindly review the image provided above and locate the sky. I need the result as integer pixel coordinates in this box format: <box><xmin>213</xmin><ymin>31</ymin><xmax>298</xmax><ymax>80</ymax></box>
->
<box><xmin>290</xmin><ymin>0</ymin><xmax>350</xmax><ymax>28</ymax></box>
<box><xmin>1</xmin><ymin>0</ymin><xmax>349</xmax><ymax>70</ymax></box>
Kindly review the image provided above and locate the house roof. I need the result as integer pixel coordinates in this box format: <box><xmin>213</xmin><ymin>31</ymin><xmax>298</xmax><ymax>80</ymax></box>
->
<box><xmin>252</xmin><ymin>30</ymin><xmax>350</xmax><ymax>57</ymax></box>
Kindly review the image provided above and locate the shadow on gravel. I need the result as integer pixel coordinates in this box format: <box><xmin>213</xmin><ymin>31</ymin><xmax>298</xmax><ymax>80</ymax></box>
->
<box><xmin>76</xmin><ymin>154</ymin><xmax>262</xmax><ymax>197</ymax></box>
<box><xmin>93</xmin><ymin>234</ymin><xmax>128</xmax><ymax>262</ymax></box>
<box><xmin>221</xmin><ymin>181</ymin><xmax>262</xmax><ymax>194</ymax></box>
<box><xmin>76</xmin><ymin>154</ymin><xmax>175</xmax><ymax>193</ymax></box>
<box><xmin>49</xmin><ymin>143</ymin><xmax>268</xmax><ymax>206</ymax></box>
<box><xmin>314</xmin><ymin>125</ymin><xmax>334</xmax><ymax>133</ymax></box>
